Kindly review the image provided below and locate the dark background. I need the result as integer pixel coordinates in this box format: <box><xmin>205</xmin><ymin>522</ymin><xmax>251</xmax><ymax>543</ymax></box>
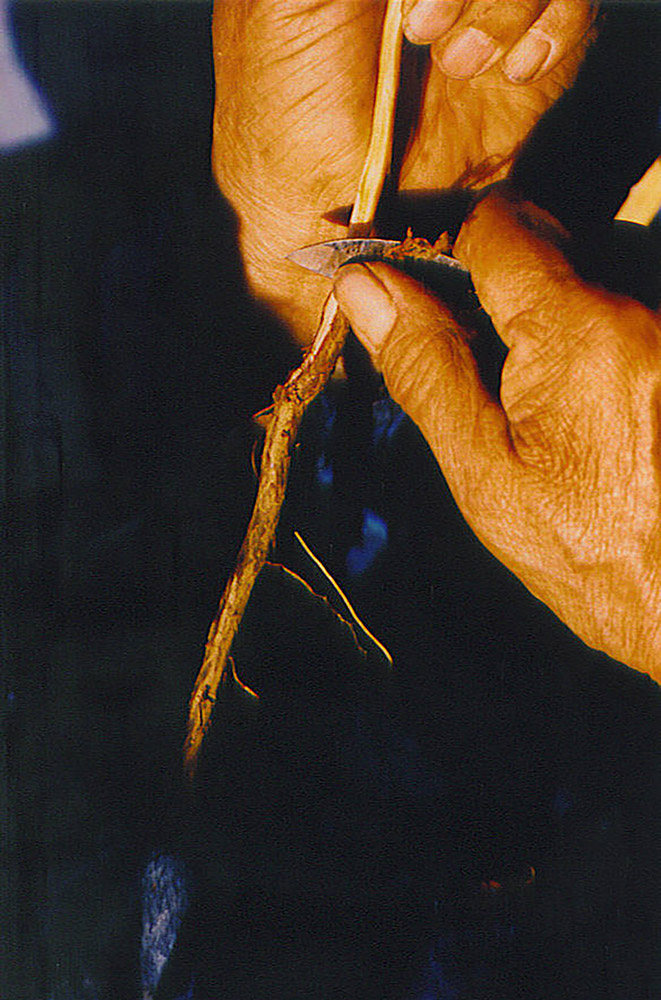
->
<box><xmin>2</xmin><ymin>2</ymin><xmax>661</xmax><ymax>998</ymax></box>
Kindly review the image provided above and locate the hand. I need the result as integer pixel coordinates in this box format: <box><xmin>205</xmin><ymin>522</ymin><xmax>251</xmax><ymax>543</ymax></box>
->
<box><xmin>212</xmin><ymin>0</ymin><xmax>596</xmax><ymax>342</ymax></box>
<box><xmin>333</xmin><ymin>189</ymin><xmax>661</xmax><ymax>681</ymax></box>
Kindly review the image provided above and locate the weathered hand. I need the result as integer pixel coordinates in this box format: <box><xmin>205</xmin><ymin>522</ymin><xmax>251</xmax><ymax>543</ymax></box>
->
<box><xmin>334</xmin><ymin>190</ymin><xmax>661</xmax><ymax>681</ymax></box>
<box><xmin>398</xmin><ymin>0</ymin><xmax>596</xmax><ymax>190</ymax></box>
<box><xmin>212</xmin><ymin>0</ymin><xmax>596</xmax><ymax>341</ymax></box>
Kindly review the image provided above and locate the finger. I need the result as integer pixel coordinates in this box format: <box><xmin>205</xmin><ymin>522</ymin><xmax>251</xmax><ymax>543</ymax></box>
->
<box><xmin>333</xmin><ymin>261</ymin><xmax>519</xmax><ymax>525</ymax></box>
<box><xmin>504</xmin><ymin>0</ymin><xmax>597</xmax><ymax>83</ymax></box>
<box><xmin>433</xmin><ymin>0</ymin><xmax>548</xmax><ymax>79</ymax></box>
<box><xmin>454</xmin><ymin>190</ymin><xmax>596</xmax><ymax>350</ymax></box>
<box><xmin>403</xmin><ymin>0</ymin><xmax>465</xmax><ymax>44</ymax></box>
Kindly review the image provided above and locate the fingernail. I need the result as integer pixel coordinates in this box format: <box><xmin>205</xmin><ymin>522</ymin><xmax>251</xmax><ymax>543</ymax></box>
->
<box><xmin>440</xmin><ymin>27</ymin><xmax>498</xmax><ymax>78</ymax></box>
<box><xmin>334</xmin><ymin>264</ymin><xmax>397</xmax><ymax>354</ymax></box>
<box><xmin>504</xmin><ymin>33</ymin><xmax>551</xmax><ymax>82</ymax></box>
<box><xmin>405</xmin><ymin>0</ymin><xmax>461</xmax><ymax>44</ymax></box>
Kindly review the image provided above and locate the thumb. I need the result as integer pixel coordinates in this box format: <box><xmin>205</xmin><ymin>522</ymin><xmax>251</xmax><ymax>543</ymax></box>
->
<box><xmin>333</xmin><ymin>261</ymin><xmax>516</xmax><ymax>517</ymax></box>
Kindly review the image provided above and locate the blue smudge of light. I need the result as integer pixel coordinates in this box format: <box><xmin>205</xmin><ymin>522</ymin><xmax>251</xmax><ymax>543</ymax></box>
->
<box><xmin>140</xmin><ymin>854</ymin><xmax>191</xmax><ymax>999</ymax></box>
<box><xmin>318</xmin><ymin>392</ymin><xmax>336</xmax><ymax>441</ymax></box>
<box><xmin>372</xmin><ymin>396</ymin><xmax>405</xmax><ymax>445</ymax></box>
<box><xmin>316</xmin><ymin>452</ymin><xmax>333</xmax><ymax>487</ymax></box>
<box><xmin>552</xmin><ymin>786</ymin><xmax>573</xmax><ymax>820</ymax></box>
<box><xmin>346</xmin><ymin>508</ymin><xmax>388</xmax><ymax>577</ymax></box>
<box><xmin>414</xmin><ymin>938</ymin><xmax>461</xmax><ymax>1000</ymax></box>
<box><xmin>0</xmin><ymin>0</ymin><xmax>56</xmax><ymax>153</ymax></box>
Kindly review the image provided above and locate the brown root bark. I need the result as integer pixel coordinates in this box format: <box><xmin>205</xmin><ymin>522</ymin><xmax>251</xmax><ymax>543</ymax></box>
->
<box><xmin>184</xmin><ymin>0</ymin><xmax>404</xmax><ymax>780</ymax></box>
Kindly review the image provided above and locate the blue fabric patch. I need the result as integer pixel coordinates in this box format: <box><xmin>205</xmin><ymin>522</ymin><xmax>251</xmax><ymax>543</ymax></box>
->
<box><xmin>316</xmin><ymin>452</ymin><xmax>333</xmax><ymax>487</ymax></box>
<box><xmin>140</xmin><ymin>854</ymin><xmax>191</xmax><ymax>998</ymax></box>
<box><xmin>346</xmin><ymin>508</ymin><xmax>388</xmax><ymax>576</ymax></box>
<box><xmin>413</xmin><ymin>938</ymin><xmax>461</xmax><ymax>1000</ymax></box>
<box><xmin>372</xmin><ymin>396</ymin><xmax>405</xmax><ymax>445</ymax></box>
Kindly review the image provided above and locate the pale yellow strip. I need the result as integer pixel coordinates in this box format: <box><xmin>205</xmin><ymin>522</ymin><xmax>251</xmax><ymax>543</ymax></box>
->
<box><xmin>615</xmin><ymin>157</ymin><xmax>661</xmax><ymax>226</ymax></box>
<box><xmin>349</xmin><ymin>0</ymin><xmax>404</xmax><ymax>233</ymax></box>
<box><xmin>294</xmin><ymin>531</ymin><xmax>394</xmax><ymax>668</ymax></box>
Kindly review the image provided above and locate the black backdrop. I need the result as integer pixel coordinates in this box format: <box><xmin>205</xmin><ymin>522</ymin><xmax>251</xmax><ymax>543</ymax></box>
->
<box><xmin>2</xmin><ymin>3</ymin><xmax>661</xmax><ymax>998</ymax></box>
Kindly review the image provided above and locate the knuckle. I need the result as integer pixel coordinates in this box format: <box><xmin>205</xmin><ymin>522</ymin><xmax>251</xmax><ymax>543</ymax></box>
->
<box><xmin>380</xmin><ymin>327</ymin><xmax>441</xmax><ymax>417</ymax></box>
<box><xmin>575</xmin><ymin>294</ymin><xmax>661</xmax><ymax>377</ymax></box>
<box><xmin>475</xmin><ymin>0</ymin><xmax>544</xmax><ymax>33</ymax></box>
<box><xmin>380</xmin><ymin>317</ymin><xmax>469</xmax><ymax>433</ymax></box>
<box><xmin>535</xmin><ymin>0</ymin><xmax>598</xmax><ymax>38</ymax></box>
<box><xmin>510</xmin><ymin>405</ymin><xmax>577</xmax><ymax>479</ymax></box>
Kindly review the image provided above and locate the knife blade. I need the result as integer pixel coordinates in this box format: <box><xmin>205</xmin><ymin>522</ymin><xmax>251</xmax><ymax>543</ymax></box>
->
<box><xmin>287</xmin><ymin>238</ymin><xmax>470</xmax><ymax>279</ymax></box>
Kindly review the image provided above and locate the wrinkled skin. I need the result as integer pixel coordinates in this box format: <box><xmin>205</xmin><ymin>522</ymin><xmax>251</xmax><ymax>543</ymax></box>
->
<box><xmin>214</xmin><ymin>1</ymin><xmax>661</xmax><ymax>681</ymax></box>
<box><xmin>334</xmin><ymin>192</ymin><xmax>661</xmax><ymax>681</ymax></box>
<box><xmin>213</xmin><ymin>0</ymin><xmax>596</xmax><ymax>340</ymax></box>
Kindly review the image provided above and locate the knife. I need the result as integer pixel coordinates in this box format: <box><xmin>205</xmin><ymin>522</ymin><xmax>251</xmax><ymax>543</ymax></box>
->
<box><xmin>288</xmin><ymin>238</ymin><xmax>471</xmax><ymax>280</ymax></box>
